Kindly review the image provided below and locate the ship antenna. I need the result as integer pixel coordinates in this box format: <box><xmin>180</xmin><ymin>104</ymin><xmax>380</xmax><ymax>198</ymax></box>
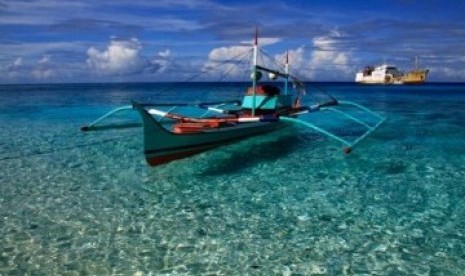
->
<box><xmin>254</xmin><ymin>25</ymin><xmax>258</xmax><ymax>46</ymax></box>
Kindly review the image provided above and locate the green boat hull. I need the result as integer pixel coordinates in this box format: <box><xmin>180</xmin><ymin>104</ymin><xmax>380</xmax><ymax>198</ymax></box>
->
<box><xmin>134</xmin><ymin>105</ymin><xmax>287</xmax><ymax>166</ymax></box>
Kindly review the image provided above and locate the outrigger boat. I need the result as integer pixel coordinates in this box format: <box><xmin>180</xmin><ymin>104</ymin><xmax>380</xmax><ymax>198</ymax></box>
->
<box><xmin>81</xmin><ymin>31</ymin><xmax>385</xmax><ymax>166</ymax></box>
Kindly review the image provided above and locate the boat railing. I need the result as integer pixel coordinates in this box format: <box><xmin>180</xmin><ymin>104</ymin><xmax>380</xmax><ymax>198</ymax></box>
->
<box><xmin>81</xmin><ymin>100</ymin><xmax>243</xmax><ymax>132</ymax></box>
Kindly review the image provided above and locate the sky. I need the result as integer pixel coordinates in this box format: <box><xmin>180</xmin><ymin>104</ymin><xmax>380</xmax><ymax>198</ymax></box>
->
<box><xmin>1</xmin><ymin>0</ymin><xmax>465</xmax><ymax>83</ymax></box>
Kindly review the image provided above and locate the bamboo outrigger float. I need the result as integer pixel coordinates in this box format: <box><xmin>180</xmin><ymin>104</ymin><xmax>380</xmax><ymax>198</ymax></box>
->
<box><xmin>81</xmin><ymin>30</ymin><xmax>385</xmax><ymax>166</ymax></box>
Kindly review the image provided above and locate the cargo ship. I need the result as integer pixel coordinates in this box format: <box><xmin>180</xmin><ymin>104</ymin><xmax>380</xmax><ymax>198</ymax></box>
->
<box><xmin>355</xmin><ymin>60</ymin><xmax>429</xmax><ymax>84</ymax></box>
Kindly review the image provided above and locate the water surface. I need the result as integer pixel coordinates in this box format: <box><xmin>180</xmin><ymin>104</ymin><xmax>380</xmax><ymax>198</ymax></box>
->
<box><xmin>1</xmin><ymin>82</ymin><xmax>464</xmax><ymax>275</ymax></box>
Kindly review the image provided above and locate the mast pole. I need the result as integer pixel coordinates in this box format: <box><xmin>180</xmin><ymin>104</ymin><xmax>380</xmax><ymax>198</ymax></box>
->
<box><xmin>284</xmin><ymin>50</ymin><xmax>289</xmax><ymax>95</ymax></box>
<box><xmin>251</xmin><ymin>26</ymin><xmax>258</xmax><ymax>116</ymax></box>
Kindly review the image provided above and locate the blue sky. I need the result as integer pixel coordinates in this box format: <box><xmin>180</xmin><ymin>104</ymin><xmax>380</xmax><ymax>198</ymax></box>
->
<box><xmin>1</xmin><ymin>0</ymin><xmax>465</xmax><ymax>83</ymax></box>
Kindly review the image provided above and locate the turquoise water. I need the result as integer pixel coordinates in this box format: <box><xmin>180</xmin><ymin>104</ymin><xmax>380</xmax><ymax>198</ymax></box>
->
<box><xmin>1</xmin><ymin>83</ymin><xmax>465</xmax><ymax>275</ymax></box>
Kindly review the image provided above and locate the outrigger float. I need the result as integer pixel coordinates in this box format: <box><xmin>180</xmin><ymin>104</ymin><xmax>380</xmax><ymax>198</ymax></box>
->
<box><xmin>81</xmin><ymin>31</ymin><xmax>385</xmax><ymax>166</ymax></box>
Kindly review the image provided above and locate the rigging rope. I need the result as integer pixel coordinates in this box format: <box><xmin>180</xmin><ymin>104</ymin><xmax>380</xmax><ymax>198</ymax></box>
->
<box><xmin>258</xmin><ymin>48</ymin><xmax>336</xmax><ymax>103</ymax></box>
<box><xmin>190</xmin><ymin>49</ymin><xmax>254</xmax><ymax>102</ymax></box>
<box><xmin>259</xmin><ymin>48</ymin><xmax>286</xmax><ymax>74</ymax></box>
<box><xmin>145</xmin><ymin>49</ymin><xmax>254</xmax><ymax>102</ymax></box>
<box><xmin>237</xmin><ymin>50</ymin><xmax>254</xmax><ymax>98</ymax></box>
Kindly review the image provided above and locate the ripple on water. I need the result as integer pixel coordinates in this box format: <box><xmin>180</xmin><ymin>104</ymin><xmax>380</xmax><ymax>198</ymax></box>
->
<box><xmin>2</xmin><ymin>84</ymin><xmax>465</xmax><ymax>274</ymax></box>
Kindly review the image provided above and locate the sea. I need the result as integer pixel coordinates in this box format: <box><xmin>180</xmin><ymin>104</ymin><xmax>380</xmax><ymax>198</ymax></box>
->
<box><xmin>0</xmin><ymin>82</ymin><xmax>464</xmax><ymax>275</ymax></box>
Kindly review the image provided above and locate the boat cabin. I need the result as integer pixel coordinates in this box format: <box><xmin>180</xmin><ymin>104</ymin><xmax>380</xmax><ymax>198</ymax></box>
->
<box><xmin>367</xmin><ymin>65</ymin><xmax>402</xmax><ymax>78</ymax></box>
<box><xmin>355</xmin><ymin>64</ymin><xmax>403</xmax><ymax>84</ymax></box>
<box><xmin>241</xmin><ymin>85</ymin><xmax>293</xmax><ymax>114</ymax></box>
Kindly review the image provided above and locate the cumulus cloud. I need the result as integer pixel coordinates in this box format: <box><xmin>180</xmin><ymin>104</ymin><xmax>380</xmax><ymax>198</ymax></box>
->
<box><xmin>4</xmin><ymin>55</ymin><xmax>55</xmax><ymax>81</ymax></box>
<box><xmin>13</xmin><ymin>57</ymin><xmax>22</xmax><ymax>67</ymax></box>
<box><xmin>87</xmin><ymin>38</ymin><xmax>171</xmax><ymax>76</ymax></box>
<box><xmin>158</xmin><ymin>49</ymin><xmax>170</xmax><ymax>58</ymax></box>
<box><xmin>38</xmin><ymin>56</ymin><xmax>50</xmax><ymax>64</ymax></box>
<box><xmin>241</xmin><ymin>37</ymin><xmax>282</xmax><ymax>47</ymax></box>
<box><xmin>201</xmin><ymin>37</ymin><xmax>283</xmax><ymax>80</ymax></box>
<box><xmin>201</xmin><ymin>45</ymin><xmax>252</xmax><ymax>80</ymax></box>
<box><xmin>207</xmin><ymin>45</ymin><xmax>251</xmax><ymax>62</ymax></box>
<box><xmin>6</xmin><ymin>57</ymin><xmax>23</xmax><ymax>78</ymax></box>
<box><xmin>432</xmin><ymin>66</ymin><xmax>465</xmax><ymax>81</ymax></box>
<box><xmin>308</xmin><ymin>32</ymin><xmax>354</xmax><ymax>79</ymax></box>
<box><xmin>145</xmin><ymin>49</ymin><xmax>171</xmax><ymax>74</ymax></box>
<box><xmin>32</xmin><ymin>55</ymin><xmax>54</xmax><ymax>80</ymax></box>
<box><xmin>272</xmin><ymin>41</ymin><xmax>351</xmax><ymax>81</ymax></box>
<box><xmin>273</xmin><ymin>47</ymin><xmax>306</xmax><ymax>76</ymax></box>
<box><xmin>87</xmin><ymin>38</ymin><xmax>144</xmax><ymax>75</ymax></box>
<box><xmin>197</xmin><ymin>31</ymin><xmax>359</xmax><ymax>82</ymax></box>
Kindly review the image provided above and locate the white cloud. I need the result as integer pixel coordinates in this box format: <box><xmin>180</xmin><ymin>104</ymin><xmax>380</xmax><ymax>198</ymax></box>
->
<box><xmin>158</xmin><ymin>49</ymin><xmax>170</xmax><ymax>58</ymax></box>
<box><xmin>257</xmin><ymin>32</ymin><xmax>354</xmax><ymax>81</ymax></box>
<box><xmin>246</xmin><ymin>37</ymin><xmax>282</xmax><ymax>47</ymax></box>
<box><xmin>32</xmin><ymin>69</ymin><xmax>53</xmax><ymax>79</ymax></box>
<box><xmin>432</xmin><ymin>66</ymin><xmax>465</xmax><ymax>80</ymax></box>
<box><xmin>205</xmin><ymin>37</ymin><xmax>281</xmax><ymax>63</ymax></box>
<box><xmin>13</xmin><ymin>57</ymin><xmax>23</xmax><ymax>67</ymax></box>
<box><xmin>274</xmin><ymin>47</ymin><xmax>306</xmax><ymax>76</ymax></box>
<box><xmin>308</xmin><ymin>33</ymin><xmax>354</xmax><ymax>79</ymax></box>
<box><xmin>87</xmin><ymin>38</ymin><xmax>172</xmax><ymax>76</ymax></box>
<box><xmin>201</xmin><ymin>36</ymin><xmax>301</xmax><ymax>81</ymax></box>
<box><xmin>38</xmin><ymin>55</ymin><xmax>50</xmax><ymax>64</ymax></box>
<box><xmin>32</xmin><ymin>55</ymin><xmax>54</xmax><ymax>80</ymax></box>
<box><xmin>208</xmin><ymin>45</ymin><xmax>250</xmax><ymax>61</ymax></box>
<box><xmin>202</xmin><ymin>38</ymin><xmax>300</xmax><ymax>81</ymax></box>
<box><xmin>148</xmin><ymin>49</ymin><xmax>171</xmax><ymax>73</ymax></box>
<box><xmin>5</xmin><ymin>57</ymin><xmax>23</xmax><ymax>79</ymax></box>
<box><xmin>202</xmin><ymin>45</ymin><xmax>252</xmax><ymax>80</ymax></box>
<box><xmin>86</xmin><ymin>38</ymin><xmax>144</xmax><ymax>75</ymax></box>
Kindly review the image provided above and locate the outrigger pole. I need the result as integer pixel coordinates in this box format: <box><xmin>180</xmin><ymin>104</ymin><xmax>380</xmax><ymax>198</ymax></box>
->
<box><xmin>80</xmin><ymin>105</ymin><xmax>135</xmax><ymax>131</ymax></box>
<box><xmin>280</xmin><ymin>100</ymin><xmax>385</xmax><ymax>153</ymax></box>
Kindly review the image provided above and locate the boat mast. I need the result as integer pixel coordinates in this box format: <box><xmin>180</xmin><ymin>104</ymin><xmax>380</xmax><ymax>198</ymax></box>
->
<box><xmin>251</xmin><ymin>27</ymin><xmax>258</xmax><ymax>116</ymax></box>
<box><xmin>284</xmin><ymin>51</ymin><xmax>289</xmax><ymax>95</ymax></box>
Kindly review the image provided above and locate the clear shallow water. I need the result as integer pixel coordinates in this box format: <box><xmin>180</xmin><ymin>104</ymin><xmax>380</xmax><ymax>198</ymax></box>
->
<box><xmin>1</xmin><ymin>82</ymin><xmax>465</xmax><ymax>275</ymax></box>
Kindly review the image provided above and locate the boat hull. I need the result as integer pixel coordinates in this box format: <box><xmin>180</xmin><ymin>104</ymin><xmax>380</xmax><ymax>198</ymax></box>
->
<box><xmin>401</xmin><ymin>69</ymin><xmax>429</xmax><ymax>84</ymax></box>
<box><xmin>134</xmin><ymin>105</ymin><xmax>287</xmax><ymax>166</ymax></box>
<box><xmin>355</xmin><ymin>66</ymin><xmax>428</xmax><ymax>85</ymax></box>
